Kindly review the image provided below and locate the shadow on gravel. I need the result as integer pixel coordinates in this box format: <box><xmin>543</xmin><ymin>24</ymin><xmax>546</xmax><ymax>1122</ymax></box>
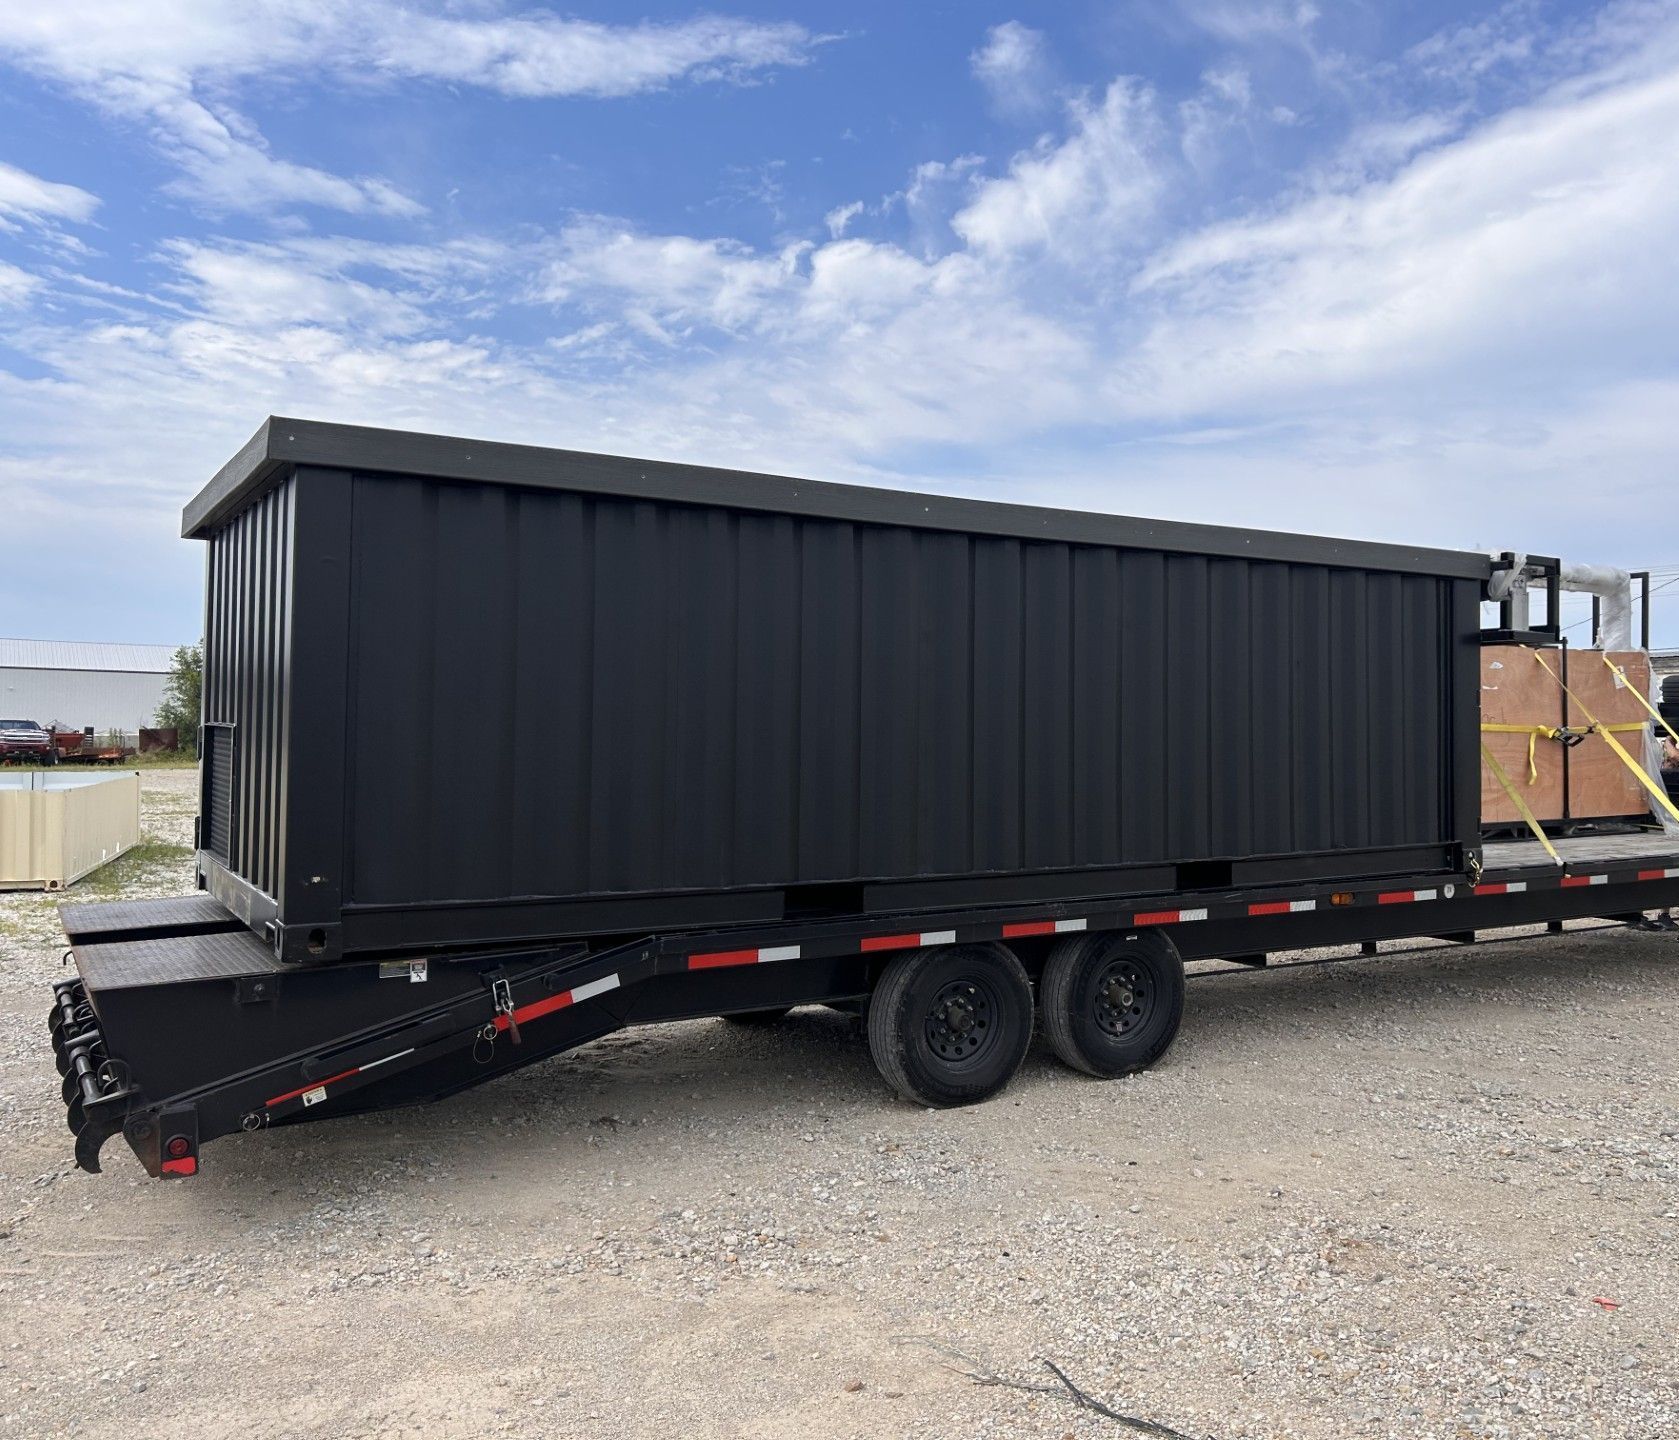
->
<box><xmin>198</xmin><ymin>926</ymin><xmax>1677</xmax><ymax>1202</ymax></box>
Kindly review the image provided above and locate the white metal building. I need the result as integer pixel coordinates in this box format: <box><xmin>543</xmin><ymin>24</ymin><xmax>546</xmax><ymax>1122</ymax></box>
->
<box><xmin>0</xmin><ymin>639</ymin><xmax>178</xmax><ymax>733</ymax></box>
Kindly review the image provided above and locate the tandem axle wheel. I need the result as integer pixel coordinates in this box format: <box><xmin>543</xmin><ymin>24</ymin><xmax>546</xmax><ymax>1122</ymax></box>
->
<box><xmin>1041</xmin><ymin>930</ymin><xmax>1185</xmax><ymax>1078</ymax></box>
<box><xmin>867</xmin><ymin>944</ymin><xmax>1032</xmax><ymax>1108</ymax></box>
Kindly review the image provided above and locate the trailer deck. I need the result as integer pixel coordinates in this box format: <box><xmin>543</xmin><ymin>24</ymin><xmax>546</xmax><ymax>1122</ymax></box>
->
<box><xmin>1480</xmin><ymin>831</ymin><xmax>1679</xmax><ymax>869</ymax></box>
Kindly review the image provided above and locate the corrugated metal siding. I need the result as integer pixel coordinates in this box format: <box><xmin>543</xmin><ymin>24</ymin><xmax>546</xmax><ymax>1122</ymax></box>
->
<box><xmin>343</xmin><ymin>474</ymin><xmax>1467</xmax><ymax>906</ymax></box>
<box><xmin>201</xmin><ymin>480</ymin><xmax>293</xmax><ymax>899</ymax></box>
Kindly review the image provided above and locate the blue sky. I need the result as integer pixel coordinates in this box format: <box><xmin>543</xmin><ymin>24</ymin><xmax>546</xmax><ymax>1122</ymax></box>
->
<box><xmin>3</xmin><ymin>1</ymin><xmax>1679</xmax><ymax>644</ymax></box>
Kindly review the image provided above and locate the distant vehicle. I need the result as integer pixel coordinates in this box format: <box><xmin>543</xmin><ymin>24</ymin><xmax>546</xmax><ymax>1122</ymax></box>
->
<box><xmin>52</xmin><ymin>731</ymin><xmax>137</xmax><ymax>765</ymax></box>
<box><xmin>0</xmin><ymin>719</ymin><xmax>55</xmax><ymax>765</ymax></box>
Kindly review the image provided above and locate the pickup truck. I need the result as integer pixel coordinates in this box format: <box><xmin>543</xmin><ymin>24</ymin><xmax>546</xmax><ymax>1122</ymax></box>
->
<box><xmin>0</xmin><ymin>718</ymin><xmax>57</xmax><ymax>764</ymax></box>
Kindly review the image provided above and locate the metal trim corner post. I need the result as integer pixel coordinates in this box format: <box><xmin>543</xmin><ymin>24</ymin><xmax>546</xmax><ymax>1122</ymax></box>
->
<box><xmin>279</xmin><ymin>467</ymin><xmax>354</xmax><ymax>962</ymax></box>
<box><xmin>199</xmin><ymin>467</ymin><xmax>354</xmax><ymax>963</ymax></box>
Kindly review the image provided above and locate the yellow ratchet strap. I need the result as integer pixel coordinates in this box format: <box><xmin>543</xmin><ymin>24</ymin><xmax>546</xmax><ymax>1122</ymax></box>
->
<box><xmin>1479</xmin><ymin>742</ymin><xmax>1563</xmax><ymax>866</ymax></box>
<box><xmin>1479</xmin><ymin>722</ymin><xmax>1564</xmax><ymax>784</ymax></box>
<box><xmin>1602</xmin><ymin>652</ymin><xmax>1679</xmax><ymax>747</ymax></box>
<box><xmin>1532</xmin><ymin>650</ymin><xmax>1679</xmax><ymax>826</ymax></box>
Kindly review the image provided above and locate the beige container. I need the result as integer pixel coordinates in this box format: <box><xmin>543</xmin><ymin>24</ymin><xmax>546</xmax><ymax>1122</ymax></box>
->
<box><xmin>0</xmin><ymin>771</ymin><xmax>141</xmax><ymax>890</ymax></box>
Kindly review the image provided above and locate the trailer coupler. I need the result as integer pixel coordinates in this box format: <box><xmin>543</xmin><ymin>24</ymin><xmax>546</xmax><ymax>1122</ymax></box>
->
<box><xmin>49</xmin><ymin>977</ymin><xmax>141</xmax><ymax>1174</ymax></box>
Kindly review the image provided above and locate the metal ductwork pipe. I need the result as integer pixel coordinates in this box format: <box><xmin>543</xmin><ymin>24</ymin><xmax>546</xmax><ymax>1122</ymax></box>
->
<box><xmin>1560</xmin><ymin>563</ymin><xmax>1633</xmax><ymax>650</ymax></box>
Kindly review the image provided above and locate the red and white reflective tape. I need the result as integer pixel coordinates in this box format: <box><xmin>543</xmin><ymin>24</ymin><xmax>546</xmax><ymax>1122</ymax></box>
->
<box><xmin>1247</xmin><ymin>899</ymin><xmax>1317</xmax><ymax>916</ymax></box>
<box><xmin>998</xmin><ymin>919</ymin><xmax>1091</xmax><ymax>938</ymax></box>
<box><xmin>494</xmin><ymin>972</ymin><xmax>622</xmax><ymax>1026</ymax></box>
<box><xmin>1378</xmin><ymin>888</ymin><xmax>1440</xmax><ymax>905</ymax></box>
<box><xmin>265</xmin><ymin>1045</ymin><xmax>416</xmax><ymax>1109</ymax></box>
<box><xmin>1132</xmin><ymin>907</ymin><xmax>1209</xmax><ymax>927</ymax></box>
<box><xmin>855</xmin><ymin>926</ymin><xmax>1016</xmax><ymax>953</ymax></box>
<box><xmin>1560</xmin><ymin>874</ymin><xmax>1609</xmax><ymax>889</ymax></box>
<box><xmin>1001</xmin><ymin>920</ymin><xmax>1055</xmax><ymax>937</ymax></box>
<box><xmin>688</xmin><ymin>945</ymin><xmax>802</xmax><ymax>970</ymax></box>
<box><xmin>1638</xmin><ymin>867</ymin><xmax>1679</xmax><ymax>881</ymax></box>
<box><xmin>838</xmin><ymin>917</ymin><xmax>1092</xmax><ymax>958</ymax></box>
<box><xmin>1473</xmin><ymin>881</ymin><xmax>1527</xmax><ymax>895</ymax></box>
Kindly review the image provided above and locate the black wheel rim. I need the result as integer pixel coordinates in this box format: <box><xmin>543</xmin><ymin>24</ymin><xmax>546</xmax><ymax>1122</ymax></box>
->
<box><xmin>1093</xmin><ymin>956</ymin><xmax>1153</xmax><ymax>1038</ymax></box>
<box><xmin>923</xmin><ymin>976</ymin><xmax>998</xmax><ymax>1064</ymax></box>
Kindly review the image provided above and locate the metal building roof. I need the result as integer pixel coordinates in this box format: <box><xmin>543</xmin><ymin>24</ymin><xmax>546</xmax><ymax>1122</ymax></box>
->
<box><xmin>0</xmin><ymin>638</ymin><xmax>178</xmax><ymax>673</ymax></box>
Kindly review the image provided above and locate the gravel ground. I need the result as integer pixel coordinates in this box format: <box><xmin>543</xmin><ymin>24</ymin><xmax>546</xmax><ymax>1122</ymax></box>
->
<box><xmin>1</xmin><ymin>768</ymin><xmax>1676</xmax><ymax>1439</ymax></box>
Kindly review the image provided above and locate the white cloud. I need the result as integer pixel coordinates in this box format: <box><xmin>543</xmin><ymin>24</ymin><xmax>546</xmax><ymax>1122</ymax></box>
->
<box><xmin>0</xmin><ymin>160</ymin><xmax>99</xmax><ymax>228</ymax></box>
<box><xmin>970</xmin><ymin>21</ymin><xmax>1055</xmax><ymax>118</ymax></box>
<box><xmin>11</xmin><ymin>7</ymin><xmax>1677</xmax><ymax>475</ymax></box>
<box><xmin>540</xmin><ymin>225</ymin><xmax>807</xmax><ymax>337</ymax></box>
<box><xmin>1329</xmin><ymin>111</ymin><xmax>1462</xmax><ymax>175</ymax></box>
<box><xmin>146</xmin><ymin>94</ymin><xmax>424</xmax><ymax>217</ymax></box>
<box><xmin>0</xmin><ymin>4</ymin><xmax>818</xmax><ymax>100</ymax></box>
<box><xmin>1177</xmin><ymin>65</ymin><xmax>1259</xmax><ymax>174</ymax></box>
<box><xmin>0</xmin><ymin>4</ymin><xmax>819</xmax><ymax>217</ymax></box>
<box><xmin>889</xmin><ymin>155</ymin><xmax>985</xmax><ymax>256</ymax></box>
<box><xmin>1178</xmin><ymin>2</ymin><xmax>1322</xmax><ymax>47</ymax></box>
<box><xmin>156</xmin><ymin>236</ymin><xmax>504</xmax><ymax>335</ymax></box>
<box><xmin>1406</xmin><ymin>1</ymin><xmax>1539</xmax><ymax>84</ymax></box>
<box><xmin>0</xmin><ymin>259</ymin><xmax>40</xmax><ymax>305</ymax></box>
<box><xmin>953</xmin><ymin>80</ymin><xmax>1162</xmax><ymax>257</ymax></box>
<box><xmin>1201</xmin><ymin>66</ymin><xmax>1252</xmax><ymax>106</ymax></box>
<box><xmin>824</xmin><ymin>200</ymin><xmax>864</xmax><ymax>239</ymax></box>
<box><xmin>370</xmin><ymin>12</ymin><xmax>817</xmax><ymax>98</ymax></box>
<box><xmin>1128</xmin><ymin>63</ymin><xmax>1679</xmax><ymax>416</ymax></box>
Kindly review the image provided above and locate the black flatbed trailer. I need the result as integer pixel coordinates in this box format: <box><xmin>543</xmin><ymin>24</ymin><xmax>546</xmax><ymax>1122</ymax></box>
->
<box><xmin>51</xmin><ymin>830</ymin><xmax>1679</xmax><ymax>1177</ymax></box>
<box><xmin>38</xmin><ymin>417</ymin><xmax>1679</xmax><ymax>1179</ymax></box>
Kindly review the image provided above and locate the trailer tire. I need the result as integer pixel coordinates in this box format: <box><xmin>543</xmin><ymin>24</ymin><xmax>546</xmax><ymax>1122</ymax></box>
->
<box><xmin>721</xmin><ymin>1007</ymin><xmax>791</xmax><ymax>1027</ymax></box>
<box><xmin>1041</xmin><ymin>929</ymin><xmax>1184</xmax><ymax>1078</ymax></box>
<box><xmin>867</xmin><ymin>944</ymin><xmax>1032</xmax><ymax>1108</ymax></box>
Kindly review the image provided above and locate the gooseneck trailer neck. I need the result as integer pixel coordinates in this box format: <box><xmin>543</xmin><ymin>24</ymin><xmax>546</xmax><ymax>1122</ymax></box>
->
<box><xmin>41</xmin><ymin>417</ymin><xmax>1679</xmax><ymax>1178</ymax></box>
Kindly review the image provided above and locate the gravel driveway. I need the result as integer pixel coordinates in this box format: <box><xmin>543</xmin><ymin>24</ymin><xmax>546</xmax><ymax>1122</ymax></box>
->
<box><xmin>2</xmin><ymin>768</ymin><xmax>1675</xmax><ymax>1439</ymax></box>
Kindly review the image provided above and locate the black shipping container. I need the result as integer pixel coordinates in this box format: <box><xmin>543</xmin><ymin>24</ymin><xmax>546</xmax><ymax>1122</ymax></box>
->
<box><xmin>187</xmin><ymin>418</ymin><xmax>1487</xmax><ymax>963</ymax></box>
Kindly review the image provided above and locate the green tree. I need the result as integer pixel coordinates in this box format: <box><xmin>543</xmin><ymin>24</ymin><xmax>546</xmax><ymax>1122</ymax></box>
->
<box><xmin>155</xmin><ymin>642</ymin><xmax>203</xmax><ymax>755</ymax></box>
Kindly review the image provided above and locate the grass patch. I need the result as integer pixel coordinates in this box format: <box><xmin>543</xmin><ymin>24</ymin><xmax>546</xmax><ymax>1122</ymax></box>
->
<box><xmin>4</xmin><ymin>754</ymin><xmax>196</xmax><ymax>774</ymax></box>
<box><xmin>73</xmin><ymin>839</ymin><xmax>195</xmax><ymax>896</ymax></box>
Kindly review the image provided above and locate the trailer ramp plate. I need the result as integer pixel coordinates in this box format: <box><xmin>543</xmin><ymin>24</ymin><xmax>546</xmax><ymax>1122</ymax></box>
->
<box><xmin>75</xmin><ymin>928</ymin><xmax>283</xmax><ymax>991</ymax></box>
<box><xmin>59</xmin><ymin>894</ymin><xmax>241</xmax><ymax>946</ymax></box>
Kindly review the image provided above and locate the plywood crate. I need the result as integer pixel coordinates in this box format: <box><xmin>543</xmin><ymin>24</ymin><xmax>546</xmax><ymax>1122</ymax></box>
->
<box><xmin>1480</xmin><ymin>647</ymin><xmax>1566</xmax><ymax>825</ymax></box>
<box><xmin>1481</xmin><ymin>648</ymin><xmax>1657</xmax><ymax>826</ymax></box>
<box><xmin>1567</xmin><ymin>650</ymin><xmax>1654</xmax><ymax>821</ymax></box>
